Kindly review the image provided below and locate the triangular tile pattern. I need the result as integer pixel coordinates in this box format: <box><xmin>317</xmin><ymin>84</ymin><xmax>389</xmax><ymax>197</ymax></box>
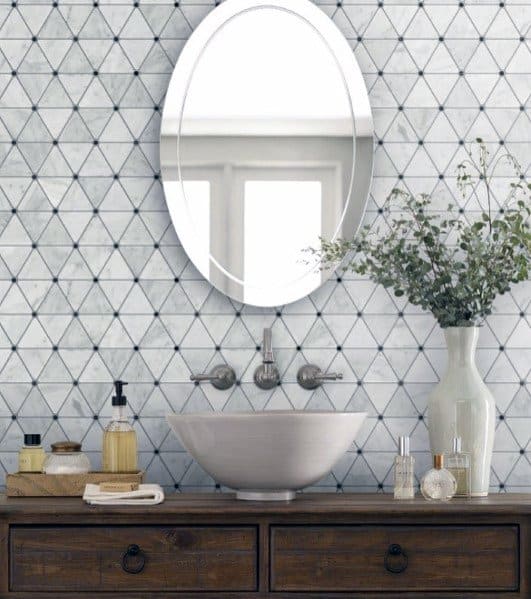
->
<box><xmin>0</xmin><ymin>0</ymin><xmax>528</xmax><ymax>495</ymax></box>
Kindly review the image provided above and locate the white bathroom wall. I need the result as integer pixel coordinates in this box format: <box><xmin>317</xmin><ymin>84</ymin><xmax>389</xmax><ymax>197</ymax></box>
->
<box><xmin>0</xmin><ymin>0</ymin><xmax>528</xmax><ymax>493</ymax></box>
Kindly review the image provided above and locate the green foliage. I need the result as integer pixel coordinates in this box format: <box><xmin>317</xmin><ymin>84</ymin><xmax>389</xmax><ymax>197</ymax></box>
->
<box><xmin>319</xmin><ymin>140</ymin><xmax>531</xmax><ymax>328</ymax></box>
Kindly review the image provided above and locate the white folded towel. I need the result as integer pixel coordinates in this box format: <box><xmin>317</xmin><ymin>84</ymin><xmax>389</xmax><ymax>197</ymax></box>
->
<box><xmin>83</xmin><ymin>483</ymin><xmax>165</xmax><ymax>506</ymax></box>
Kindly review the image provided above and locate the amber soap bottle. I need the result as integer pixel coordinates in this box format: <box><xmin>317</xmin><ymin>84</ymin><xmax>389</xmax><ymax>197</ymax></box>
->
<box><xmin>102</xmin><ymin>381</ymin><xmax>138</xmax><ymax>473</ymax></box>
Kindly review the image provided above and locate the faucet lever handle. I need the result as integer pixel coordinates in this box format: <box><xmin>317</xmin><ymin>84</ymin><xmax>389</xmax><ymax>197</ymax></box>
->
<box><xmin>190</xmin><ymin>365</ymin><xmax>236</xmax><ymax>391</ymax></box>
<box><xmin>297</xmin><ymin>365</ymin><xmax>343</xmax><ymax>390</ymax></box>
<box><xmin>316</xmin><ymin>372</ymin><xmax>344</xmax><ymax>382</ymax></box>
<box><xmin>190</xmin><ymin>374</ymin><xmax>216</xmax><ymax>382</ymax></box>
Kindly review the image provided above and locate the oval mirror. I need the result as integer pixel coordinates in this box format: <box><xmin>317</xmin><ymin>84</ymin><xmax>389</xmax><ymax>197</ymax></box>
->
<box><xmin>161</xmin><ymin>0</ymin><xmax>373</xmax><ymax>307</ymax></box>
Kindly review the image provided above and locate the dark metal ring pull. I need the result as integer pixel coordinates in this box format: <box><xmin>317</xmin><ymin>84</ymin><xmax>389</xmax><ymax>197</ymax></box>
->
<box><xmin>384</xmin><ymin>543</ymin><xmax>408</xmax><ymax>574</ymax></box>
<box><xmin>121</xmin><ymin>544</ymin><xmax>146</xmax><ymax>574</ymax></box>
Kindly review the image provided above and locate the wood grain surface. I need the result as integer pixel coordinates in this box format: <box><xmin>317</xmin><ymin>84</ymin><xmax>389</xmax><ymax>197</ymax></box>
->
<box><xmin>10</xmin><ymin>525</ymin><xmax>257</xmax><ymax>592</ymax></box>
<box><xmin>1</xmin><ymin>492</ymin><xmax>531</xmax><ymax>515</ymax></box>
<box><xmin>6</xmin><ymin>471</ymin><xmax>144</xmax><ymax>497</ymax></box>
<box><xmin>271</xmin><ymin>525</ymin><xmax>519</xmax><ymax>592</ymax></box>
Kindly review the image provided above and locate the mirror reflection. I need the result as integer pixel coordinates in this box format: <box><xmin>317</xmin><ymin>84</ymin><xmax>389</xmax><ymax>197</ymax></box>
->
<box><xmin>161</xmin><ymin>1</ymin><xmax>373</xmax><ymax>306</ymax></box>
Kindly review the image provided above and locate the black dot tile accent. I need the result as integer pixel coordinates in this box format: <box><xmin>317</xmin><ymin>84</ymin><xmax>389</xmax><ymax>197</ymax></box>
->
<box><xmin>0</xmin><ymin>0</ymin><xmax>524</xmax><ymax>495</ymax></box>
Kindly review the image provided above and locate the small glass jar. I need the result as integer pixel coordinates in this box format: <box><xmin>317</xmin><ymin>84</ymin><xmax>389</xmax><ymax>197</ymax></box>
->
<box><xmin>43</xmin><ymin>441</ymin><xmax>91</xmax><ymax>474</ymax></box>
<box><xmin>19</xmin><ymin>434</ymin><xmax>46</xmax><ymax>472</ymax></box>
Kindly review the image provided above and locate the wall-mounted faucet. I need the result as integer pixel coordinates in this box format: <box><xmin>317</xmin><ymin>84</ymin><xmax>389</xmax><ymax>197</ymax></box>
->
<box><xmin>190</xmin><ymin>364</ymin><xmax>237</xmax><ymax>390</ymax></box>
<box><xmin>254</xmin><ymin>328</ymin><xmax>280</xmax><ymax>390</ymax></box>
<box><xmin>297</xmin><ymin>364</ymin><xmax>343</xmax><ymax>390</ymax></box>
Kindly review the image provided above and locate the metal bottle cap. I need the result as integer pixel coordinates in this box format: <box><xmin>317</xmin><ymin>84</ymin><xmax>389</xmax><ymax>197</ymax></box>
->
<box><xmin>398</xmin><ymin>436</ymin><xmax>410</xmax><ymax>457</ymax></box>
<box><xmin>452</xmin><ymin>437</ymin><xmax>462</xmax><ymax>453</ymax></box>
<box><xmin>433</xmin><ymin>454</ymin><xmax>444</xmax><ymax>469</ymax></box>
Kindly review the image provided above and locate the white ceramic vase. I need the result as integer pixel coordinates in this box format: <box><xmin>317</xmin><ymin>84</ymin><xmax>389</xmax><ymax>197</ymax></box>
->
<box><xmin>428</xmin><ymin>326</ymin><xmax>495</xmax><ymax>497</ymax></box>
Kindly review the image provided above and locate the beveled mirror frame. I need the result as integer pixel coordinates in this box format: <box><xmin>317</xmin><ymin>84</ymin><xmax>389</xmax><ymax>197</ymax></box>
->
<box><xmin>160</xmin><ymin>0</ymin><xmax>374</xmax><ymax>306</ymax></box>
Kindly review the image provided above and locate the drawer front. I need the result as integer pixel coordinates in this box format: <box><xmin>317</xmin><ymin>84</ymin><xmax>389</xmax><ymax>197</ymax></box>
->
<box><xmin>271</xmin><ymin>525</ymin><xmax>519</xmax><ymax>592</ymax></box>
<box><xmin>11</xmin><ymin>525</ymin><xmax>257</xmax><ymax>592</ymax></box>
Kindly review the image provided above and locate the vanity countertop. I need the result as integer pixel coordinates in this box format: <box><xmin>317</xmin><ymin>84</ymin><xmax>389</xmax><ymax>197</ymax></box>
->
<box><xmin>1</xmin><ymin>491</ymin><xmax>531</xmax><ymax>515</ymax></box>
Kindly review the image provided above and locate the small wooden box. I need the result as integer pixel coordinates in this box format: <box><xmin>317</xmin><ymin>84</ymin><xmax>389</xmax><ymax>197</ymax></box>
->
<box><xmin>6</xmin><ymin>471</ymin><xmax>145</xmax><ymax>497</ymax></box>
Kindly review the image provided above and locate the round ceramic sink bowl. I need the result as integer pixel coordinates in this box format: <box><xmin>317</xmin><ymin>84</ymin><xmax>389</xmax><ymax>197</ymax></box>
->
<box><xmin>166</xmin><ymin>410</ymin><xmax>366</xmax><ymax>501</ymax></box>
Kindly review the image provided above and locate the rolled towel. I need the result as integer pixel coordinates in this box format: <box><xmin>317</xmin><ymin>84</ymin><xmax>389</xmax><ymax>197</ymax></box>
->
<box><xmin>83</xmin><ymin>483</ymin><xmax>164</xmax><ymax>506</ymax></box>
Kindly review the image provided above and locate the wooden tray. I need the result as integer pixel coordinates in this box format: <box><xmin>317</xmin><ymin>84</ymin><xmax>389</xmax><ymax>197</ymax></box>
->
<box><xmin>6</xmin><ymin>471</ymin><xmax>145</xmax><ymax>497</ymax></box>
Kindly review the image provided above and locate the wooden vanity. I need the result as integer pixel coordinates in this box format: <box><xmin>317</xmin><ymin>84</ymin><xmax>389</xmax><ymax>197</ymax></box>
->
<box><xmin>0</xmin><ymin>493</ymin><xmax>529</xmax><ymax>598</ymax></box>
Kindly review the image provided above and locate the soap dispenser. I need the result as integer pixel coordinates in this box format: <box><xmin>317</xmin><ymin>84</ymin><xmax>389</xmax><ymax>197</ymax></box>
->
<box><xmin>102</xmin><ymin>381</ymin><xmax>138</xmax><ymax>473</ymax></box>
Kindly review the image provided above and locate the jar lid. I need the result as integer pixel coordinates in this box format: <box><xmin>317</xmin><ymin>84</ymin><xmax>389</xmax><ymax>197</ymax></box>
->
<box><xmin>51</xmin><ymin>441</ymin><xmax>82</xmax><ymax>453</ymax></box>
<box><xmin>24</xmin><ymin>433</ymin><xmax>41</xmax><ymax>446</ymax></box>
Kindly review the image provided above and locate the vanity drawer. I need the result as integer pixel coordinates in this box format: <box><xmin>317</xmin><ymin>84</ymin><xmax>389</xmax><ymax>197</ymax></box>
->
<box><xmin>10</xmin><ymin>525</ymin><xmax>257</xmax><ymax>592</ymax></box>
<box><xmin>271</xmin><ymin>525</ymin><xmax>519</xmax><ymax>592</ymax></box>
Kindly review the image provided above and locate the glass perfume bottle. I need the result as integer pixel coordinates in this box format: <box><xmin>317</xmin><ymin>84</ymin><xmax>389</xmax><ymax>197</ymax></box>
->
<box><xmin>446</xmin><ymin>437</ymin><xmax>471</xmax><ymax>497</ymax></box>
<box><xmin>394</xmin><ymin>436</ymin><xmax>415</xmax><ymax>499</ymax></box>
<box><xmin>420</xmin><ymin>454</ymin><xmax>457</xmax><ymax>501</ymax></box>
<box><xmin>102</xmin><ymin>381</ymin><xmax>138</xmax><ymax>473</ymax></box>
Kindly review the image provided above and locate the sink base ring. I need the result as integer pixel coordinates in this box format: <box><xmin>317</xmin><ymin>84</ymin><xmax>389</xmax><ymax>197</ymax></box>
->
<box><xmin>236</xmin><ymin>490</ymin><xmax>296</xmax><ymax>501</ymax></box>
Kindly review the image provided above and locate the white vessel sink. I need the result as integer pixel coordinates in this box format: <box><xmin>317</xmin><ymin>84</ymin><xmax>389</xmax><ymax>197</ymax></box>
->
<box><xmin>166</xmin><ymin>410</ymin><xmax>366</xmax><ymax>500</ymax></box>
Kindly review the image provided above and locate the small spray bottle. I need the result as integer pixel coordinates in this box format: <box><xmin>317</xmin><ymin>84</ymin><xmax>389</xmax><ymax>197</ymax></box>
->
<box><xmin>394</xmin><ymin>436</ymin><xmax>415</xmax><ymax>499</ymax></box>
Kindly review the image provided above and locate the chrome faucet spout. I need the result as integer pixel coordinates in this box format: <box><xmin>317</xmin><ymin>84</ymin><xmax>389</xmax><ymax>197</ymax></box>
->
<box><xmin>254</xmin><ymin>328</ymin><xmax>280</xmax><ymax>390</ymax></box>
<box><xmin>262</xmin><ymin>328</ymin><xmax>274</xmax><ymax>363</ymax></box>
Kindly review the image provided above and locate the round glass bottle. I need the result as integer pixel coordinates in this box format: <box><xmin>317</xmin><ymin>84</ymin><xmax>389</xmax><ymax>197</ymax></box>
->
<box><xmin>421</xmin><ymin>454</ymin><xmax>457</xmax><ymax>501</ymax></box>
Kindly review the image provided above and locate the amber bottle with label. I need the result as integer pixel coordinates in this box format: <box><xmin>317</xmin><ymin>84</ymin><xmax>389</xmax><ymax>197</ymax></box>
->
<box><xmin>18</xmin><ymin>434</ymin><xmax>46</xmax><ymax>472</ymax></box>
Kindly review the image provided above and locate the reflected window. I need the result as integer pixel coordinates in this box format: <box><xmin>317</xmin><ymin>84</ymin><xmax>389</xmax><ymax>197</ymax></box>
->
<box><xmin>244</xmin><ymin>180</ymin><xmax>322</xmax><ymax>305</ymax></box>
<box><xmin>182</xmin><ymin>181</ymin><xmax>210</xmax><ymax>276</ymax></box>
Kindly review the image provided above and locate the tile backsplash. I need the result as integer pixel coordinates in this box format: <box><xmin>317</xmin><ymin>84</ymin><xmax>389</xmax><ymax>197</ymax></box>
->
<box><xmin>0</xmin><ymin>0</ymin><xmax>529</xmax><ymax>493</ymax></box>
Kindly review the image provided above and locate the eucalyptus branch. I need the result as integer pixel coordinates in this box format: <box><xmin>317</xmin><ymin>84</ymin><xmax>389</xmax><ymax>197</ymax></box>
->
<box><xmin>317</xmin><ymin>140</ymin><xmax>531</xmax><ymax>329</ymax></box>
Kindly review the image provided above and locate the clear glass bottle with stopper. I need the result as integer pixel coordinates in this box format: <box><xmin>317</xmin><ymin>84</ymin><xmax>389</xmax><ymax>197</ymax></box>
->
<box><xmin>446</xmin><ymin>436</ymin><xmax>471</xmax><ymax>497</ymax></box>
<box><xmin>421</xmin><ymin>454</ymin><xmax>457</xmax><ymax>501</ymax></box>
<box><xmin>394</xmin><ymin>435</ymin><xmax>415</xmax><ymax>499</ymax></box>
<box><xmin>102</xmin><ymin>381</ymin><xmax>138</xmax><ymax>473</ymax></box>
